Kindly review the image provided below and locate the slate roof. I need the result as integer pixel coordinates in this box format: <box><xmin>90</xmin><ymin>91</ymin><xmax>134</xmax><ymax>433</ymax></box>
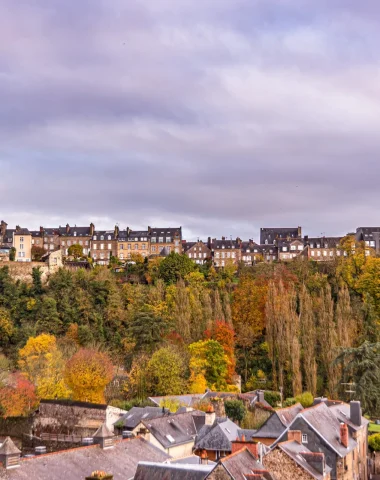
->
<box><xmin>249</xmin><ymin>404</ymin><xmax>303</xmax><ymax>440</ymax></box>
<box><xmin>171</xmin><ymin>455</ymin><xmax>216</xmax><ymax>466</ymax></box>
<box><xmin>278</xmin><ymin>440</ymin><xmax>332</xmax><ymax>480</ymax></box>
<box><xmin>149</xmin><ymin>394</ymin><xmax>204</xmax><ymax>407</ymax></box>
<box><xmin>93</xmin><ymin>423</ymin><xmax>114</xmax><ymax>438</ymax></box>
<box><xmin>211</xmin><ymin>239</ymin><xmax>241</xmax><ymax>250</ymax></box>
<box><xmin>0</xmin><ymin>437</ymin><xmax>21</xmax><ymax>455</ymax></box>
<box><xmin>143</xmin><ymin>411</ymin><xmax>204</xmax><ymax>449</ymax></box>
<box><xmin>307</xmin><ymin>237</ymin><xmax>343</xmax><ymax>248</ymax></box>
<box><xmin>116</xmin><ymin>407</ymin><xmax>169</xmax><ymax>430</ymax></box>
<box><xmin>260</xmin><ymin>227</ymin><xmax>301</xmax><ymax>245</ymax></box>
<box><xmin>92</xmin><ymin>230</ymin><xmax>117</xmax><ymax>240</ymax></box>
<box><xmin>328</xmin><ymin>402</ymin><xmax>369</xmax><ymax>431</ymax></box>
<box><xmin>217</xmin><ymin>448</ymin><xmax>274</xmax><ymax>480</ymax></box>
<box><xmin>195</xmin><ymin>418</ymin><xmax>240</xmax><ymax>452</ymax></box>
<box><xmin>59</xmin><ymin>226</ymin><xmax>91</xmax><ymax>237</ymax></box>
<box><xmin>134</xmin><ymin>461</ymin><xmax>213</xmax><ymax>480</ymax></box>
<box><xmin>1</xmin><ymin>437</ymin><xmax>169</xmax><ymax>480</ymax></box>
<box><xmin>14</xmin><ymin>228</ymin><xmax>30</xmax><ymax>236</ymax></box>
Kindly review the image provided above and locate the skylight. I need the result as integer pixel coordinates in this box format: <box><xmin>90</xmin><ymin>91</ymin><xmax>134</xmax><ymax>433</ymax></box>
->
<box><xmin>126</xmin><ymin>415</ymin><xmax>133</xmax><ymax>419</ymax></box>
<box><xmin>166</xmin><ymin>434</ymin><xmax>175</xmax><ymax>443</ymax></box>
<box><xmin>142</xmin><ymin>413</ymin><xmax>149</xmax><ymax>419</ymax></box>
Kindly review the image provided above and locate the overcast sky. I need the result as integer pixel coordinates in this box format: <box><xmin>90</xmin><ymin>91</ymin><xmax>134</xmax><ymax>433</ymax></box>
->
<box><xmin>1</xmin><ymin>0</ymin><xmax>379</xmax><ymax>241</ymax></box>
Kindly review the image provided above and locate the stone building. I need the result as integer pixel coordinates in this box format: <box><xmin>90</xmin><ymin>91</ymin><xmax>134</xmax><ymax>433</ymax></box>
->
<box><xmin>59</xmin><ymin>223</ymin><xmax>94</xmax><ymax>256</ymax></box>
<box><xmin>13</xmin><ymin>227</ymin><xmax>32</xmax><ymax>262</ymax></box>
<box><xmin>149</xmin><ymin>227</ymin><xmax>182</xmax><ymax>255</ymax></box>
<box><xmin>211</xmin><ymin>238</ymin><xmax>242</xmax><ymax>267</ymax></box>
<box><xmin>91</xmin><ymin>228</ymin><xmax>118</xmax><ymax>265</ymax></box>
<box><xmin>183</xmin><ymin>240</ymin><xmax>211</xmax><ymax>265</ymax></box>
<box><xmin>117</xmin><ymin>229</ymin><xmax>150</xmax><ymax>260</ymax></box>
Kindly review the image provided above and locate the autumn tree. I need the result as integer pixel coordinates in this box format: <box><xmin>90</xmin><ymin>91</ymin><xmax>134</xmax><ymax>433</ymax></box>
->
<box><xmin>335</xmin><ymin>284</ymin><xmax>355</xmax><ymax>348</ymax></box>
<box><xmin>0</xmin><ymin>373</ymin><xmax>38</xmax><ymax>417</ymax></box>
<box><xmin>188</xmin><ymin>339</ymin><xmax>228</xmax><ymax>391</ymax></box>
<box><xmin>146</xmin><ymin>347</ymin><xmax>187</xmax><ymax>396</ymax></box>
<box><xmin>18</xmin><ymin>334</ymin><xmax>71</xmax><ymax>399</ymax></box>
<box><xmin>158</xmin><ymin>252</ymin><xmax>195</xmax><ymax>284</ymax></box>
<box><xmin>206</xmin><ymin>321</ymin><xmax>236</xmax><ymax>382</ymax></box>
<box><xmin>299</xmin><ymin>285</ymin><xmax>317</xmax><ymax>395</ymax></box>
<box><xmin>64</xmin><ymin>349</ymin><xmax>113</xmax><ymax>403</ymax></box>
<box><xmin>68</xmin><ymin>244</ymin><xmax>84</xmax><ymax>259</ymax></box>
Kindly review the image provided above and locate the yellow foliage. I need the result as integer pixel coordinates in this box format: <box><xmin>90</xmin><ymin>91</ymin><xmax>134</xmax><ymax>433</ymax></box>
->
<box><xmin>0</xmin><ymin>308</ymin><xmax>13</xmax><ymax>338</ymax></box>
<box><xmin>189</xmin><ymin>373</ymin><xmax>208</xmax><ymax>394</ymax></box>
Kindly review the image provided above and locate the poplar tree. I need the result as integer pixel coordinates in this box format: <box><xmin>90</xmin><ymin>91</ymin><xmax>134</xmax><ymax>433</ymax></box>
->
<box><xmin>299</xmin><ymin>285</ymin><xmax>317</xmax><ymax>394</ymax></box>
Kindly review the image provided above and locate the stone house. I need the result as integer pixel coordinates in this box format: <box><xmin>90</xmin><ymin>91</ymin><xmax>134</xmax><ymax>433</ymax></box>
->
<box><xmin>13</xmin><ymin>227</ymin><xmax>32</xmax><ymax>262</ymax></box>
<box><xmin>260</xmin><ymin>227</ymin><xmax>302</xmax><ymax>245</ymax></box>
<box><xmin>149</xmin><ymin>227</ymin><xmax>182</xmax><ymax>255</ymax></box>
<box><xmin>240</xmin><ymin>241</ymin><xmax>264</xmax><ymax>265</ymax></box>
<box><xmin>183</xmin><ymin>240</ymin><xmax>212</xmax><ymax>265</ymax></box>
<box><xmin>59</xmin><ymin>223</ymin><xmax>94</xmax><ymax>256</ymax></box>
<box><xmin>211</xmin><ymin>238</ymin><xmax>242</xmax><ymax>267</ymax></box>
<box><xmin>306</xmin><ymin>237</ymin><xmax>344</xmax><ymax>261</ymax></box>
<box><xmin>277</xmin><ymin>239</ymin><xmax>306</xmax><ymax>261</ymax></box>
<box><xmin>90</xmin><ymin>228</ymin><xmax>119</xmax><ymax>265</ymax></box>
<box><xmin>117</xmin><ymin>229</ymin><xmax>150</xmax><ymax>260</ymax></box>
<box><xmin>274</xmin><ymin>401</ymin><xmax>369</xmax><ymax>480</ymax></box>
<box><xmin>355</xmin><ymin>226</ymin><xmax>380</xmax><ymax>254</ymax></box>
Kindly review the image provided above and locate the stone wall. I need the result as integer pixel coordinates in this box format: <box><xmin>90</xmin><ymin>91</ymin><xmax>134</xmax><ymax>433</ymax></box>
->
<box><xmin>0</xmin><ymin>416</ymin><xmax>34</xmax><ymax>438</ymax></box>
<box><xmin>6</xmin><ymin>261</ymin><xmax>50</xmax><ymax>283</ymax></box>
<box><xmin>263</xmin><ymin>448</ymin><xmax>319</xmax><ymax>480</ymax></box>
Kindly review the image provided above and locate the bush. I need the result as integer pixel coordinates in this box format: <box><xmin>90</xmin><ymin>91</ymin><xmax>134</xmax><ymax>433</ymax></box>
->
<box><xmin>295</xmin><ymin>391</ymin><xmax>314</xmax><ymax>408</ymax></box>
<box><xmin>225</xmin><ymin>399</ymin><xmax>246</xmax><ymax>423</ymax></box>
<box><xmin>283</xmin><ymin>397</ymin><xmax>297</xmax><ymax>407</ymax></box>
<box><xmin>369</xmin><ymin>433</ymin><xmax>380</xmax><ymax>451</ymax></box>
<box><xmin>264</xmin><ymin>391</ymin><xmax>281</xmax><ymax>407</ymax></box>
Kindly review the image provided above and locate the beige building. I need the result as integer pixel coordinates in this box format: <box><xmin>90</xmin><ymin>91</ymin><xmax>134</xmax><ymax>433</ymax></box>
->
<box><xmin>117</xmin><ymin>229</ymin><xmax>150</xmax><ymax>261</ymax></box>
<box><xmin>13</xmin><ymin>227</ymin><xmax>32</xmax><ymax>262</ymax></box>
<box><xmin>211</xmin><ymin>237</ymin><xmax>242</xmax><ymax>267</ymax></box>
<box><xmin>149</xmin><ymin>227</ymin><xmax>182</xmax><ymax>256</ymax></box>
<box><xmin>59</xmin><ymin>223</ymin><xmax>94</xmax><ymax>256</ymax></box>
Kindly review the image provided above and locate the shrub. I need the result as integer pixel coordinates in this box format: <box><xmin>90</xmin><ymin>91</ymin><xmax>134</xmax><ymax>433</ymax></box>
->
<box><xmin>369</xmin><ymin>433</ymin><xmax>380</xmax><ymax>451</ymax></box>
<box><xmin>225</xmin><ymin>399</ymin><xmax>246</xmax><ymax>423</ymax></box>
<box><xmin>283</xmin><ymin>397</ymin><xmax>297</xmax><ymax>407</ymax></box>
<box><xmin>295</xmin><ymin>391</ymin><xmax>314</xmax><ymax>408</ymax></box>
<box><xmin>264</xmin><ymin>391</ymin><xmax>281</xmax><ymax>407</ymax></box>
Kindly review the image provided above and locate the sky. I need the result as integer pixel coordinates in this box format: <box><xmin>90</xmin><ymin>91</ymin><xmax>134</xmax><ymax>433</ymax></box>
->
<box><xmin>1</xmin><ymin>0</ymin><xmax>380</xmax><ymax>242</ymax></box>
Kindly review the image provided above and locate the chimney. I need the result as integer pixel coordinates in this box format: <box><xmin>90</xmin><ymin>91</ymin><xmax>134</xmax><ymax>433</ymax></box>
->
<box><xmin>222</xmin><ymin>236</ymin><xmax>226</xmax><ymax>241</ymax></box>
<box><xmin>0</xmin><ymin>221</ymin><xmax>7</xmax><ymax>237</ymax></box>
<box><xmin>90</xmin><ymin>223</ymin><xmax>95</xmax><ymax>236</ymax></box>
<box><xmin>66</xmin><ymin>224</ymin><xmax>70</xmax><ymax>234</ymax></box>
<box><xmin>300</xmin><ymin>452</ymin><xmax>325</xmax><ymax>475</ymax></box>
<box><xmin>0</xmin><ymin>437</ymin><xmax>21</xmax><ymax>469</ymax></box>
<box><xmin>200</xmin><ymin>450</ymin><xmax>208</xmax><ymax>465</ymax></box>
<box><xmin>39</xmin><ymin>226</ymin><xmax>44</xmax><ymax>234</ymax></box>
<box><xmin>298</xmin><ymin>226</ymin><xmax>302</xmax><ymax>237</ymax></box>
<box><xmin>340</xmin><ymin>423</ymin><xmax>349</xmax><ymax>448</ymax></box>
<box><xmin>114</xmin><ymin>225</ymin><xmax>119</xmax><ymax>238</ymax></box>
<box><xmin>350</xmin><ymin>401</ymin><xmax>362</xmax><ymax>427</ymax></box>
<box><xmin>288</xmin><ymin>430</ymin><xmax>302</xmax><ymax>444</ymax></box>
<box><xmin>257</xmin><ymin>390</ymin><xmax>265</xmax><ymax>404</ymax></box>
<box><xmin>15</xmin><ymin>225</ymin><xmax>21</xmax><ymax>232</ymax></box>
<box><xmin>304</xmin><ymin>235</ymin><xmax>309</xmax><ymax>242</ymax></box>
<box><xmin>231</xmin><ymin>438</ymin><xmax>259</xmax><ymax>459</ymax></box>
<box><xmin>205</xmin><ymin>405</ymin><xmax>216</xmax><ymax>426</ymax></box>
<box><xmin>93</xmin><ymin>423</ymin><xmax>115</xmax><ymax>449</ymax></box>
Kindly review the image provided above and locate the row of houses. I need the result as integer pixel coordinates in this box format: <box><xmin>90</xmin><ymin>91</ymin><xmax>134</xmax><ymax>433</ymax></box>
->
<box><xmin>0</xmin><ymin>394</ymin><xmax>368</xmax><ymax>479</ymax></box>
<box><xmin>1</xmin><ymin>220</ymin><xmax>379</xmax><ymax>267</ymax></box>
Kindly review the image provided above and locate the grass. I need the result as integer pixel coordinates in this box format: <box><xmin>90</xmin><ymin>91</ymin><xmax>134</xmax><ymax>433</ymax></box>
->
<box><xmin>369</xmin><ymin>422</ymin><xmax>380</xmax><ymax>433</ymax></box>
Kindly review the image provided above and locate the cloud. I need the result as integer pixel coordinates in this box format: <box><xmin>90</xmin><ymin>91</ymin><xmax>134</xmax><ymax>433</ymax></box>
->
<box><xmin>1</xmin><ymin>0</ymin><xmax>380</xmax><ymax>241</ymax></box>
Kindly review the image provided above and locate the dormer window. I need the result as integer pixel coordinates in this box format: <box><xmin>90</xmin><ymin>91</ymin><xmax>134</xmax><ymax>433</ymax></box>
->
<box><xmin>265</xmin><ymin>240</ymin><xmax>268</xmax><ymax>245</ymax></box>
<box><xmin>93</xmin><ymin>236</ymin><xmax>97</xmax><ymax>240</ymax></box>
<box><xmin>282</xmin><ymin>247</ymin><xmax>287</xmax><ymax>252</ymax></box>
<box><xmin>108</xmin><ymin>235</ymin><xmax>111</xmax><ymax>240</ymax></box>
<box><xmin>100</xmin><ymin>235</ymin><xmax>104</xmax><ymax>241</ymax></box>
<box><xmin>74</xmin><ymin>232</ymin><xmax>77</xmax><ymax>237</ymax></box>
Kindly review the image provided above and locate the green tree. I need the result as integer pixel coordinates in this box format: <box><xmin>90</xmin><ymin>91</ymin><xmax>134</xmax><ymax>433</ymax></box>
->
<box><xmin>68</xmin><ymin>244</ymin><xmax>84</xmax><ymax>259</ymax></box>
<box><xmin>158</xmin><ymin>252</ymin><xmax>195</xmax><ymax>284</ymax></box>
<box><xmin>128</xmin><ymin>311</ymin><xmax>170</xmax><ymax>353</ymax></box>
<box><xmin>9</xmin><ymin>248</ymin><xmax>16</xmax><ymax>261</ymax></box>
<box><xmin>225</xmin><ymin>399</ymin><xmax>246</xmax><ymax>424</ymax></box>
<box><xmin>146</xmin><ymin>347</ymin><xmax>187</xmax><ymax>396</ymax></box>
<box><xmin>369</xmin><ymin>433</ymin><xmax>380</xmax><ymax>451</ymax></box>
<box><xmin>295</xmin><ymin>391</ymin><xmax>314</xmax><ymax>408</ymax></box>
<box><xmin>335</xmin><ymin>341</ymin><xmax>380</xmax><ymax>416</ymax></box>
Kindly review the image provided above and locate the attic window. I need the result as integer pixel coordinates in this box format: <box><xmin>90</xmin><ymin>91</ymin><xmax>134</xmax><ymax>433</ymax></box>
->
<box><xmin>225</xmin><ymin>428</ymin><xmax>231</xmax><ymax>434</ymax></box>
<box><xmin>126</xmin><ymin>415</ymin><xmax>133</xmax><ymax>419</ymax></box>
<box><xmin>74</xmin><ymin>232</ymin><xmax>77</xmax><ymax>236</ymax></box>
<box><xmin>142</xmin><ymin>413</ymin><xmax>149</xmax><ymax>419</ymax></box>
<box><xmin>166</xmin><ymin>434</ymin><xmax>175</xmax><ymax>443</ymax></box>
<box><xmin>302</xmin><ymin>434</ymin><xmax>308</xmax><ymax>444</ymax></box>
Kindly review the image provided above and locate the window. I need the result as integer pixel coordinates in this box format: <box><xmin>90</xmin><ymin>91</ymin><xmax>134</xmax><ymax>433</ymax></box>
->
<box><xmin>231</xmin><ymin>252</ymin><xmax>235</xmax><ymax>258</ymax></box>
<box><xmin>152</xmin><ymin>246</ymin><xmax>156</xmax><ymax>253</ymax></box>
<box><xmin>142</xmin><ymin>243</ymin><xmax>146</xmax><ymax>250</ymax></box>
<box><xmin>100</xmin><ymin>244</ymin><xmax>104</xmax><ymax>250</ymax></box>
<box><xmin>108</xmin><ymin>244</ymin><xmax>112</xmax><ymax>250</ymax></box>
<box><xmin>290</xmin><ymin>245</ymin><xmax>296</xmax><ymax>251</ymax></box>
<box><xmin>108</xmin><ymin>235</ymin><xmax>111</xmax><ymax>240</ymax></box>
<box><xmin>79</xmin><ymin>241</ymin><xmax>83</xmax><ymax>246</ymax></box>
<box><xmin>93</xmin><ymin>236</ymin><xmax>97</xmax><ymax>241</ymax></box>
<box><xmin>215</xmin><ymin>252</ymin><xmax>219</xmax><ymax>258</ymax></box>
<box><xmin>120</xmin><ymin>253</ymin><xmax>124</xmax><ymax>260</ymax></box>
<box><xmin>302</xmin><ymin>434</ymin><xmax>308</xmax><ymax>444</ymax></box>
<box><xmin>203</xmin><ymin>253</ymin><xmax>206</xmax><ymax>258</ymax></box>
<box><xmin>323</xmin><ymin>251</ymin><xmax>327</xmax><ymax>256</ymax></box>
<box><xmin>93</xmin><ymin>254</ymin><xmax>97</xmax><ymax>259</ymax></box>
<box><xmin>282</xmin><ymin>247</ymin><xmax>287</xmax><ymax>252</ymax></box>
<box><xmin>134</xmin><ymin>237</ymin><xmax>138</xmax><ymax>241</ymax></box>
<box><xmin>151</xmin><ymin>237</ymin><xmax>156</xmax><ymax>243</ymax></box>
<box><xmin>134</xmin><ymin>244</ymin><xmax>138</xmax><ymax>250</ymax></box>
<box><xmin>317</xmin><ymin>251</ymin><xmax>321</xmax><ymax>257</ymax></box>
<box><xmin>337</xmin><ymin>250</ymin><xmax>341</xmax><ymax>256</ymax></box>
<box><xmin>311</xmin><ymin>251</ymin><xmax>315</xmax><ymax>257</ymax></box>
<box><xmin>330</xmin><ymin>251</ymin><xmax>333</xmax><ymax>257</ymax></box>
<box><xmin>20</xmin><ymin>244</ymin><xmax>24</xmax><ymax>250</ymax></box>
<box><xmin>189</xmin><ymin>253</ymin><xmax>192</xmax><ymax>258</ymax></box>
<box><xmin>159</xmin><ymin>237</ymin><xmax>164</xmax><ymax>243</ymax></box>
<box><xmin>167</xmin><ymin>247</ymin><xmax>171</xmax><ymax>253</ymax></box>
<box><xmin>93</xmin><ymin>243</ymin><xmax>97</xmax><ymax>249</ymax></box>
<box><xmin>298</xmin><ymin>245</ymin><xmax>303</xmax><ymax>250</ymax></box>
<box><xmin>166</xmin><ymin>434</ymin><xmax>175</xmax><ymax>443</ymax></box>
<box><xmin>120</xmin><ymin>244</ymin><xmax>124</xmax><ymax>250</ymax></box>
<box><xmin>67</xmin><ymin>241</ymin><xmax>71</xmax><ymax>246</ymax></box>
<box><xmin>128</xmin><ymin>244</ymin><xmax>131</xmax><ymax>250</ymax></box>
<box><xmin>100</xmin><ymin>235</ymin><xmax>104</xmax><ymax>240</ymax></box>
<box><xmin>50</xmin><ymin>244</ymin><xmax>54</xmax><ymax>250</ymax></box>
<box><xmin>100</xmin><ymin>253</ymin><xmax>105</xmax><ymax>259</ymax></box>
<box><xmin>167</xmin><ymin>237</ymin><xmax>172</xmax><ymax>243</ymax></box>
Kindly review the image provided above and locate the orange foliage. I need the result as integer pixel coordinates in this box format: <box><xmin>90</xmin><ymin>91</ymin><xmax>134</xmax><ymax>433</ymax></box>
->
<box><xmin>0</xmin><ymin>373</ymin><xmax>38</xmax><ymax>417</ymax></box>
<box><xmin>205</xmin><ymin>321</ymin><xmax>236</xmax><ymax>381</ymax></box>
<box><xmin>64</xmin><ymin>349</ymin><xmax>113</xmax><ymax>404</ymax></box>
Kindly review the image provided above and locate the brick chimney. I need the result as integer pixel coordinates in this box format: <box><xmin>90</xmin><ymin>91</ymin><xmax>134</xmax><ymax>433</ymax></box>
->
<box><xmin>298</xmin><ymin>226</ymin><xmax>302</xmax><ymax>237</ymax></box>
<box><xmin>231</xmin><ymin>438</ymin><xmax>259</xmax><ymax>459</ymax></box>
<box><xmin>114</xmin><ymin>225</ymin><xmax>119</xmax><ymax>238</ymax></box>
<box><xmin>90</xmin><ymin>223</ymin><xmax>95</xmax><ymax>236</ymax></box>
<box><xmin>300</xmin><ymin>452</ymin><xmax>325</xmax><ymax>475</ymax></box>
<box><xmin>205</xmin><ymin>405</ymin><xmax>216</xmax><ymax>426</ymax></box>
<box><xmin>288</xmin><ymin>430</ymin><xmax>302</xmax><ymax>444</ymax></box>
<box><xmin>340</xmin><ymin>423</ymin><xmax>349</xmax><ymax>448</ymax></box>
<box><xmin>1</xmin><ymin>221</ymin><xmax>8</xmax><ymax>237</ymax></box>
<box><xmin>350</xmin><ymin>401</ymin><xmax>362</xmax><ymax>427</ymax></box>
<box><xmin>66</xmin><ymin>224</ymin><xmax>70</xmax><ymax>234</ymax></box>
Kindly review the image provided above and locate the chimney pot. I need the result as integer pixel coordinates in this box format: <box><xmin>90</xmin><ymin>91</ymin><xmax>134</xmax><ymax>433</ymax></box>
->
<box><xmin>288</xmin><ymin>430</ymin><xmax>302</xmax><ymax>445</ymax></box>
<box><xmin>340</xmin><ymin>423</ymin><xmax>349</xmax><ymax>448</ymax></box>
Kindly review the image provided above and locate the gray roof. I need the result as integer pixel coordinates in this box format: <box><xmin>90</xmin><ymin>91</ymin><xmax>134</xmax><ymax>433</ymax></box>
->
<box><xmin>134</xmin><ymin>461</ymin><xmax>213</xmax><ymax>480</ymax></box>
<box><xmin>2</xmin><ymin>437</ymin><xmax>169</xmax><ymax>480</ymax></box>
<box><xmin>249</xmin><ymin>403</ymin><xmax>303</xmax><ymax>440</ymax></box>
<box><xmin>195</xmin><ymin>418</ymin><xmax>240</xmax><ymax>452</ymax></box>
<box><xmin>278</xmin><ymin>440</ymin><xmax>332</xmax><ymax>480</ymax></box>
<box><xmin>328</xmin><ymin>402</ymin><xmax>369</xmax><ymax>431</ymax></box>
<box><xmin>216</xmin><ymin>448</ymin><xmax>274</xmax><ymax>480</ymax></box>
<box><xmin>93</xmin><ymin>423</ymin><xmax>114</xmax><ymax>439</ymax></box>
<box><xmin>143</xmin><ymin>411</ymin><xmax>203</xmax><ymax>449</ymax></box>
<box><xmin>171</xmin><ymin>455</ymin><xmax>216</xmax><ymax>466</ymax></box>
<box><xmin>0</xmin><ymin>437</ymin><xmax>21</xmax><ymax>455</ymax></box>
<box><xmin>116</xmin><ymin>407</ymin><xmax>168</xmax><ymax>430</ymax></box>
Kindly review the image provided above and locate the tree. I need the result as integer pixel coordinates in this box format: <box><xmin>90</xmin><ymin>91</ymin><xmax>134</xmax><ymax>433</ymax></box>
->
<box><xmin>335</xmin><ymin>342</ymin><xmax>380</xmax><ymax>416</ymax></box>
<box><xmin>32</xmin><ymin>267</ymin><xmax>43</xmax><ymax>295</ymax></box>
<box><xmin>18</xmin><ymin>334</ymin><xmax>71</xmax><ymax>399</ymax></box>
<box><xmin>9</xmin><ymin>247</ymin><xmax>16</xmax><ymax>261</ymax></box>
<box><xmin>295</xmin><ymin>391</ymin><xmax>314</xmax><ymax>408</ymax></box>
<box><xmin>64</xmin><ymin>349</ymin><xmax>114</xmax><ymax>403</ymax></box>
<box><xmin>68</xmin><ymin>244</ymin><xmax>83</xmax><ymax>259</ymax></box>
<box><xmin>128</xmin><ymin>311</ymin><xmax>170</xmax><ymax>353</ymax></box>
<box><xmin>225</xmin><ymin>399</ymin><xmax>246</xmax><ymax>424</ymax></box>
<box><xmin>357</xmin><ymin>257</ymin><xmax>380</xmax><ymax>319</ymax></box>
<box><xmin>299</xmin><ymin>285</ymin><xmax>317</xmax><ymax>395</ymax></box>
<box><xmin>188</xmin><ymin>339</ymin><xmax>229</xmax><ymax>391</ymax></box>
<box><xmin>206</xmin><ymin>321</ymin><xmax>236</xmax><ymax>382</ymax></box>
<box><xmin>158</xmin><ymin>252</ymin><xmax>195</xmax><ymax>284</ymax></box>
<box><xmin>0</xmin><ymin>307</ymin><xmax>14</xmax><ymax>347</ymax></box>
<box><xmin>369</xmin><ymin>433</ymin><xmax>380</xmax><ymax>452</ymax></box>
<box><xmin>146</xmin><ymin>347</ymin><xmax>187</xmax><ymax>396</ymax></box>
<box><xmin>0</xmin><ymin>373</ymin><xmax>38</xmax><ymax>417</ymax></box>
<box><xmin>31</xmin><ymin>246</ymin><xmax>46</xmax><ymax>262</ymax></box>
<box><xmin>159</xmin><ymin>398</ymin><xmax>184</xmax><ymax>413</ymax></box>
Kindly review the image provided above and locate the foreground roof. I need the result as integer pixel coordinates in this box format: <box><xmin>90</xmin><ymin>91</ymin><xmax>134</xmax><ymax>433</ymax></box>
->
<box><xmin>195</xmin><ymin>418</ymin><xmax>240</xmax><ymax>452</ymax></box>
<box><xmin>134</xmin><ymin>461</ymin><xmax>213</xmax><ymax>480</ymax></box>
<box><xmin>217</xmin><ymin>448</ymin><xmax>274</xmax><ymax>480</ymax></box>
<box><xmin>116</xmin><ymin>407</ymin><xmax>168</xmax><ymax>430</ymax></box>
<box><xmin>1</xmin><ymin>437</ymin><xmax>169</xmax><ymax>480</ymax></box>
